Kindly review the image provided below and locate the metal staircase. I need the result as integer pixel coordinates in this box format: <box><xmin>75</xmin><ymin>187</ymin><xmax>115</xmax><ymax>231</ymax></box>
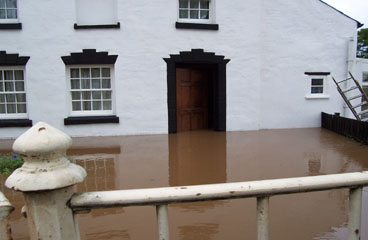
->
<box><xmin>332</xmin><ymin>72</ymin><xmax>368</xmax><ymax>121</ymax></box>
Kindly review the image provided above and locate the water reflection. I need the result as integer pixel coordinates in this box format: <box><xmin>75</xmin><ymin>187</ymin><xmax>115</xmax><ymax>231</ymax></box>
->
<box><xmin>305</xmin><ymin>152</ymin><xmax>322</xmax><ymax>176</ymax></box>
<box><xmin>169</xmin><ymin>130</ymin><xmax>227</xmax><ymax>186</ymax></box>
<box><xmin>0</xmin><ymin>128</ymin><xmax>368</xmax><ymax>239</ymax></box>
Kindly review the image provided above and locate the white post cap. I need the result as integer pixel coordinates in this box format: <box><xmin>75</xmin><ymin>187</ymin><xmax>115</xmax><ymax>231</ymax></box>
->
<box><xmin>0</xmin><ymin>192</ymin><xmax>14</xmax><ymax>218</ymax></box>
<box><xmin>5</xmin><ymin>122</ymin><xmax>87</xmax><ymax>192</ymax></box>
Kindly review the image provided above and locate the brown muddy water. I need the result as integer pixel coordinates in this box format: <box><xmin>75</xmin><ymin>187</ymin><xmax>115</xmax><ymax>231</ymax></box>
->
<box><xmin>1</xmin><ymin>128</ymin><xmax>368</xmax><ymax>240</ymax></box>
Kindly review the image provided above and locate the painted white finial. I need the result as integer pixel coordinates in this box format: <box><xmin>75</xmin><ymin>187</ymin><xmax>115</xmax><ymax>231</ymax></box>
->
<box><xmin>5</xmin><ymin>122</ymin><xmax>86</xmax><ymax>192</ymax></box>
<box><xmin>0</xmin><ymin>192</ymin><xmax>13</xmax><ymax>216</ymax></box>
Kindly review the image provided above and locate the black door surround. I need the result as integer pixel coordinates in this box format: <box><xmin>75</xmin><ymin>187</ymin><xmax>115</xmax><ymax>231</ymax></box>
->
<box><xmin>164</xmin><ymin>49</ymin><xmax>230</xmax><ymax>133</ymax></box>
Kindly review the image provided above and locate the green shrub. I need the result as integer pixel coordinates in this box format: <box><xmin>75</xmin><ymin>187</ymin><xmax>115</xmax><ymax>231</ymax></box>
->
<box><xmin>0</xmin><ymin>153</ymin><xmax>24</xmax><ymax>175</ymax></box>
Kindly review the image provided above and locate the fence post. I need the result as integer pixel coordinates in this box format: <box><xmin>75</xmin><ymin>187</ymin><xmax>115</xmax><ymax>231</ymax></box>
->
<box><xmin>348</xmin><ymin>187</ymin><xmax>362</xmax><ymax>240</ymax></box>
<box><xmin>5</xmin><ymin>122</ymin><xmax>87</xmax><ymax>240</ymax></box>
<box><xmin>257</xmin><ymin>196</ymin><xmax>269</xmax><ymax>240</ymax></box>
<box><xmin>0</xmin><ymin>192</ymin><xmax>14</xmax><ymax>240</ymax></box>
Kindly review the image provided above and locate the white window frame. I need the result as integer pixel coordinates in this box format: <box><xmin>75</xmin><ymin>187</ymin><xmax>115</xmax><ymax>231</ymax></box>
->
<box><xmin>0</xmin><ymin>66</ymin><xmax>28</xmax><ymax>119</ymax></box>
<box><xmin>305</xmin><ymin>75</ymin><xmax>330</xmax><ymax>99</ymax></box>
<box><xmin>66</xmin><ymin>65</ymin><xmax>116</xmax><ymax>117</ymax></box>
<box><xmin>363</xmin><ymin>72</ymin><xmax>368</xmax><ymax>85</ymax></box>
<box><xmin>0</xmin><ymin>0</ymin><xmax>19</xmax><ymax>23</ymax></box>
<box><xmin>177</xmin><ymin>0</ymin><xmax>215</xmax><ymax>24</ymax></box>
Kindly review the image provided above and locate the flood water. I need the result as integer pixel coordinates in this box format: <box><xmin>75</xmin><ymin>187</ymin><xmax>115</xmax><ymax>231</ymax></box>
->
<box><xmin>1</xmin><ymin>128</ymin><xmax>368</xmax><ymax>240</ymax></box>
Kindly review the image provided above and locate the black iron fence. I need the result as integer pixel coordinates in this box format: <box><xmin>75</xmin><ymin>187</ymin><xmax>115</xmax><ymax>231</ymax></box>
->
<box><xmin>321</xmin><ymin>112</ymin><xmax>368</xmax><ymax>144</ymax></box>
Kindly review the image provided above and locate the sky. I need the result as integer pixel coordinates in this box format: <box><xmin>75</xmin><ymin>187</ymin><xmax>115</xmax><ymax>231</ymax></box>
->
<box><xmin>322</xmin><ymin>0</ymin><xmax>368</xmax><ymax>27</ymax></box>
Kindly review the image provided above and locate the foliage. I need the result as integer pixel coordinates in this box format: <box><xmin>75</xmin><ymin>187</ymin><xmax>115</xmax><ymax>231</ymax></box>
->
<box><xmin>0</xmin><ymin>153</ymin><xmax>24</xmax><ymax>175</ymax></box>
<box><xmin>357</xmin><ymin>28</ymin><xmax>368</xmax><ymax>58</ymax></box>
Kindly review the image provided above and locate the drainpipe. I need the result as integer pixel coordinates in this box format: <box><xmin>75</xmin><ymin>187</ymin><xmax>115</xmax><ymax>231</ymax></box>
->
<box><xmin>345</xmin><ymin>37</ymin><xmax>356</xmax><ymax>117</ymax></box>
<box><xmin>5</xmin><ymin>122</ymin><xmax>87</xmax><ymax>240</ymax></box>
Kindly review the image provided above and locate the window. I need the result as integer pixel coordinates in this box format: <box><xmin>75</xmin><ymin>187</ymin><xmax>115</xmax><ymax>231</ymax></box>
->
<box><xmin>0</xmin><ymin>0</ymin><xmax>17</xmax><ymax>21</ymax></box>
<box><xmin>0</xmin><ymin>0</ymin><xmax>21</xmax><ymax>29</ymax></box>
<box><xmin>176</xmin><ymin>0</ymin><xmax>218</xmax><ymax>30</ymax></box>
<box><xmin>179</xmin><ymin>0</ymin><xmax>210</xmax><ymax>21</ymax></box>
<box><xmin>363</xmin><ymin>72</ymin><xmax>368</xmax><ymax>83</ymax></box>
<box><xmin>68</xmin><ymin>66</ymin><xmax>113</xmax><ymax>115</ymax></box>
<box><xmin>62</xmin><ymin>49</ymin><xmax>119</xmax><ymax>125</ymax></box>
<box><xmin>0</xmin><ymin>52</ymin><xmax>31</xmax><ymax>127</ymax></box>
<box><xmin>304</xmin><ymin>72</ymin><xmax>330</xmax><ymax>99</ymax></box>
<box><xmin>311</xmin><ymin>78</ymin><xmax>324</xmax><ymax>94</ymax></box>
<box><xmin>0</xmin><ymin>67</ymin><xmax>27</xmax><ymax>118</ymax></box>
<box><xmin>75</xmin><ymin>0</ymin><xmax>119</xmax><ymax>29</ymax></box>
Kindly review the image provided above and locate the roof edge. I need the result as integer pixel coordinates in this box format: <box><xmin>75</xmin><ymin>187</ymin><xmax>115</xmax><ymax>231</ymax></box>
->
<box><xmin>319</xmin><ymin>0</ymin><xmax>363</xmax><ymax>28</ymax></box>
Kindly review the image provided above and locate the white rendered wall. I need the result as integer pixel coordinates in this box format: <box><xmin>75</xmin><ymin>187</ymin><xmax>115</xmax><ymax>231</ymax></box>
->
<box><xmin>259</xmin><ymin>0</ymin><xmax>357</xmax><ymax>129</ymax></box>
<box><xmin>0</xmin><ymin>0</ymin><xmax>359</xmax><ymax>138</ymax></box>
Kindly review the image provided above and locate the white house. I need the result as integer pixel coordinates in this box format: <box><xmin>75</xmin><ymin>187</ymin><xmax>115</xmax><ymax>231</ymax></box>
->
<box><xmin>0</xmin><ymin>0</ymin><xmax>366</xmax><ymax>138</ymax></box>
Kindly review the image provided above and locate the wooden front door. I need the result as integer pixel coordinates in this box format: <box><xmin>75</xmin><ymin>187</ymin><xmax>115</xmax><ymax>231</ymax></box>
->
<box><xmin>176</xmin><ymin>68</ymin><xmax>209</xmax><ymax>132</ymax></box>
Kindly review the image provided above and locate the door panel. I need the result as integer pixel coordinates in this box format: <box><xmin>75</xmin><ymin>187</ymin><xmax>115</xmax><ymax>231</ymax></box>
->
<box><xmin>176</xmin><ymin>68</ymin><xmax>209</xmax><ymax>132</ymax></box>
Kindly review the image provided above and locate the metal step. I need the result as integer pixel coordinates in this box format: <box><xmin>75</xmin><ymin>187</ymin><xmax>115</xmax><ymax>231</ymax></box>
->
<box><xmin>333</xmin><ymin>72</ymin><xmax>368</xmax><ymax>121</ymax></box>
<box><xmin>352</xmin><ymin>101</ymin><xmax>368</xmax><ymax>108</ymax></box>
<box><xmin>342</xmin><ymin>86</ymin><xmax>358</xmax><ymax>93</ymax></box>
<box><xmin>348</xmin><ymin>94</ymin><xmax>363</xmax><ymax>101</ymax></box>
<box><xmin>337</xmin><ymin>77</ymin><xmax>352</xmax><ymax>84</ymax></box>
<box><xmin>357</xmin><ymin>109</ymin><xmax>368</xmax><ymax>116</ymax></box>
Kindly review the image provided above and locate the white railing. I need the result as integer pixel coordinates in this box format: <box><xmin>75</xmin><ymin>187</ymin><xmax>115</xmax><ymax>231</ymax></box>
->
<box><xmin>2</xmin><ymin>122</ymin><xmax>368</xmax><ymax>240</ymax></box>
<box><xmin>70</xmin><ymin>172</ymin><xmax>368</xmax><ymax>240</ymax></box>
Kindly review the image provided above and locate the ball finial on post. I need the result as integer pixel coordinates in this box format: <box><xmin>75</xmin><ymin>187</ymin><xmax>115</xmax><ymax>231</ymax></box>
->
<box><xmin>5</xmin><ymin>122</ymin><xmax>86</xmax><ymax>240</ymax></box>
<box><xmin>5</xmin><ymin>121</ymin><xmax>86</xmax><ymax>191</ymax></box>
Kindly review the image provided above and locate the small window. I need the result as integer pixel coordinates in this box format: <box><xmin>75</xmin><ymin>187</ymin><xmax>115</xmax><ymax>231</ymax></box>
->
<box><xmin>179</xmin><ymin>0</ymin><xmax>209</xmax><ymax>20</ymax></box>
<box><xmin>0</xmin><ymin>0</ymin><xmax>17</xmax><ymax>21</ymax></box>
<box><xmin>363</xmin><ymin>72</ymin><xmax>368</xmax><ymax>83</ymax></box>
<box><xmin>0</xmin><ymin>67</ymin><xmax>27</xmax><ymax>118</ymax></box>
<box><xmin>68</xmin><ymin>66</ymin><xmax>113</xmax><ymax>115</ymax></box>
<box><xmin>178</xmin><ymin>0</ymin><xmax>214</xmax><ymax>23</ymax></box>
<box><xmin>304</xmin><ymin>73</ymin><xmax>329</xmax><ymax>99</ymax></box>
<box><xmin>311</xmin><ymin>78</ymin><xmax>324</xmax><ymax>94</ymax></box>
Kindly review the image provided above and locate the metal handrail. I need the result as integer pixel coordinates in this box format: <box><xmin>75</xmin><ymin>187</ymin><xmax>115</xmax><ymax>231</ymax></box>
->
<box><xmin>70</xmin><ymin>171</ymin><xmax>368</xmax><ymax>240</ymax></box>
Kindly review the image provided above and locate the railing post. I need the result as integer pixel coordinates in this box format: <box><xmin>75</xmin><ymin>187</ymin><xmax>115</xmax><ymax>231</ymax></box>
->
<box><xmin>348</xmin><ymin>187</ymin><xmax>362</xmax><ymax>240</ymax></box>
<box><xmin>156</xmin><ymin>204</ymin><xmax>170</xmax><ymax>240</ymax></box>
<box><xmin>0</xmin><ymin>192</ymin><xmax>14</xmax><ymax>240</ymax></box>
<box><xmin>5</xmin><ymin>122</ymin><xmax>87</xmax><ymax>240</ymax></box>
<box><xmin>257</xmin><ymin>196</ymin><xmax>269</xmax><ymax>240</ymax></box>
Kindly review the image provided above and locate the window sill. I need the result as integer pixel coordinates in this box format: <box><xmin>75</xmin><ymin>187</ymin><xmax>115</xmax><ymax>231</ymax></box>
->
<box><xmin>0</xmin><ymin>119</ymin><xmax>32</xmax><ymax>128</ymax></box>
<box><xmin>175</xmin><ymin>22</ymin><xmax>219</xmax><ymax>30</ymax></box>
<box><xmin>0</xmin><ymin>23</ymin><xmax>22</xmax><ymax>30</ymax></box>
<box><xmin>74</xmin><ymin>22</ymin><xmax>120</xmax><ymax>30</ymax></box>
<box><xmin>305</xmin><ymin>94</ymin><xmax>330</xmax><ymax>99</ymax></box>
<box><xmin>64</xmin><ymin>115</ymin><xmax>119</xmax><ymax>125</ymax></box>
